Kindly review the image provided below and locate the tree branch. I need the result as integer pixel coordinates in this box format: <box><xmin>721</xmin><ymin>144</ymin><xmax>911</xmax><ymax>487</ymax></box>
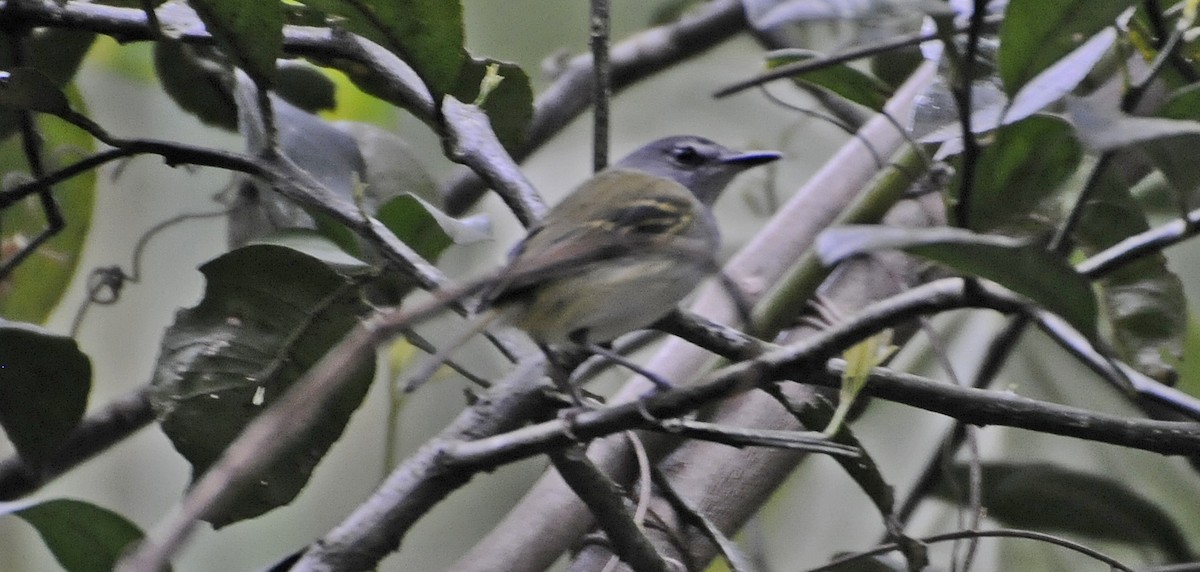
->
<box><xmin>442</xmin><ymin>0</ymin><xmax>750</xmax><ymax>215</ymax></box>
<box><xmin>0</xmin><ymin>387</ymin><xmax>154</xmax><ymax>500</ymax></box>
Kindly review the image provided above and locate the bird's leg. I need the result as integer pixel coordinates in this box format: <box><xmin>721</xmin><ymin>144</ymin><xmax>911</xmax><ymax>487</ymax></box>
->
<box><xmin>714</xmin><ymin>270</ymin><xmax>753</xmax><ymax>327</ymax></box>
<box><xmin>539</xmin><ymin>342</ymin><xmax>589</xmax><ymax>406</ymax></box>
<box><xmin>568</xmin><ymin>330</ymin><xmax>674</xmax><ymax>392</ymax></box>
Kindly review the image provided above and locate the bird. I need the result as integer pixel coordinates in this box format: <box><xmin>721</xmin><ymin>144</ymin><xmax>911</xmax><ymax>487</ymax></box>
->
<box><xmin>407</xmin><ymin>135</ymin><xmax>780</xmax><ymax>391</ymax></box>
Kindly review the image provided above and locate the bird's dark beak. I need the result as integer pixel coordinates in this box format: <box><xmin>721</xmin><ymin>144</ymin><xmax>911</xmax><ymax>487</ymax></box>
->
<box><xmin>720</xmin><ymin>150</ymin><xmax>782</xmax><ymax>168</ymax></box>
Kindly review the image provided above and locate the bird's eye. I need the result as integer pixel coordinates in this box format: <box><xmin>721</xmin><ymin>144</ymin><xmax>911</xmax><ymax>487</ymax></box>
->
<box><xmin>671</xmin><ymin>144</ymin><xmax>705</xmax><ymax>166</ymax></box>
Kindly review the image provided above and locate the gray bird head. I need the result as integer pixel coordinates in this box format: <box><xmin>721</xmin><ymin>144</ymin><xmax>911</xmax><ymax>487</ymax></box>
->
<box><xmin>614</xmin><ymin>135</ymin><xmax>782</xmax><ymax>205</ymax></box>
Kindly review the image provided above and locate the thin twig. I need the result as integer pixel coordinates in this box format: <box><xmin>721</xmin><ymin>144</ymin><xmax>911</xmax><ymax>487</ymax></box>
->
<box><xmin>714</xmin><ymin>14</ymin><xmax>1004</xmax><ymax>98</ymax></box>
<box><xmin>590</xmin><ymin>0</ymin><xmax>611</xmax><ymax>172</ymax></box>
<box><xmin>807</xmin><ymin>528</ymin><xmax>1135</xmax><ymax>572</ymax></box>
<box><xmin>550</xmin><ymin>444</ymin><xmax>670</xmax><ymax>572</ymax></box>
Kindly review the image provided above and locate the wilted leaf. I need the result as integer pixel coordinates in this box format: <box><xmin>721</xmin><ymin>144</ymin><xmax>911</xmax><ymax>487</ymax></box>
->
<box><xmin>149</xmin><ymin>245</ymin><xmax>375</xmax><ymax>526</ymax></box>
<box><xmin>10</xmin><ymin>499</ymin><xmax>153</xmax><ymax>572</ymax></box>
<box><xmin>0</xmin><ymin>323</ymin><xmax>91</xmax><ymax>466</ymax></box>
<box><xmin>817</xmin><ymin>225</ymin><xmax>1097</xmax><ymax>337</ymax></box>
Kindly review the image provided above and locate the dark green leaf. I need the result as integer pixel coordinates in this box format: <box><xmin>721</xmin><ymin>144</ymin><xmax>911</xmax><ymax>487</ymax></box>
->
<box><xmin>299</xmin><ymin>0</ymin><xmax>465</xmax><ymax>95</ymax></box>
<box><xmin>276</xmin><ymin>62</ymin><xmax>337</xmax><ymax>113</ymax></box>
<box><xmin>1001</xmin><ymin>28</ymin><xmax>1116</xmax><ymax>125</ymax></box>
<box><xmin>817</xmin><ymin>225</ymin><xmax>1097</xmax><ymax>337</ymax></box>
<box><xmin>0</xmin><ymin>88</ymin><xmax>97</xmax><ymax>323</ymax></box>
<box><xmin>148</xmin><ymin>245</ymin><xmax>375</xmax><ymax>527</ymax></box>
<box><xmin>997</xmin><ymin>0</ymin><xmax>1132</xmax><ymax>95</ymax></box>
<box><xmin>376</xmin><ymin>194</ymin><xmax>489</xmax><ymax>262</ymax></box>
<box><xmin>1158</xmin><ymin>83</ymin><xmax>1200</xmax><ymax>121</ymax></box>
<box><xmin>765</xmin><ymin>50</ymin><xmax>893</xmax><ymax>111</ymax></box>
<box><xmin>936</xmin><ymin>462</ymin><xmax>1194</xmax><ymax>561</ymax></box>
<box><xmin>1076</xmin><ymin>171</ymin><xmax>1185</xmax><ymax>383</ymax></box>
<box><xmin>952</xmin><ymin>115</ymin><xmax>1081</xmax><ymax>231</ymax></box>
<box><xmin>450</xmin><ymin>57</ymin><xmax>533</xmax><ymax>153</ymax></box>
<box><xmin>12</xmin><ymin>499</ymin><xmax>152</xmax><ymax>572</ymax></box>
<box><xmin>187</xmin><ymin>0</ymin><xmax>283</xmax><ymax>86</ymax></box>
<box><xmin>0</xmin><ymin>29</ymin><xmax>95</xmax><ymax>141</ymax></box>
<box><xmin>0</xmin><ymin>68</ymin><xmax>70</xmax><ymax>115</ymax></box>
<box><xmin>1143</xmin><ymin>85</ymin><xmax>1200</xmax><ymax>202</ymax></box>
<box><xmin>0</xmin><ymin>323</ymin><xmax>91</xmax><ymax>465</ymax></box>
<box><xmin>153</xmin><ymin>41</ymin><xmax>237</xmax><ymax>130</ymax></box>
<box><xmin>249</xmin><ymin>230</ymin><xmax>369</xmax><ymax>273</ymax></box>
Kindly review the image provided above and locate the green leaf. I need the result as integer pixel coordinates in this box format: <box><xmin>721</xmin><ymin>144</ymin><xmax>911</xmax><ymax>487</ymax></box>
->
<box><xmin>1001</xmin><ymin>28</ymin><xmax>1116</xmax><ymax>125</ymax></box>
<box><xmin>1158</xmin><ymin>83</ymin><xmax>1200</xmax><ymax>121</ymax></box>
<box><xmin>1076</xmin><ymin>171</ymin><xmax>1185</xmax><ymax>383</ymax></box>
<box><xmin>11</xmin><ymin>499</ymin><xmax>153</xmax><ymax>572</ymax></box>
<box><xmin>0</xmin><ymin>88</ymin><xmax>97</xmax><ymax>323</ymax></box>
<box><xmin>450</xmin><ymin>57</ymin><xmax>532</xmax><ymax>153</ymax></box>
<box><xmin>952</xmin><ymin>115</ymin><xmax>1081</xmax><ymax>231</ymax></box>
<box><xmin>335</xmin><ymin>121</ymin><xmax>440</xmax><ymax>206</ymax></box>
<box><xmin>0</xmin><ymin>29</ymin><xmax>95</xmax><ymax>141</ymax></box>
<box><xmin>187</xmin><ymin>0</ymin><xmax>283</xmax><ymax>87</ymax></box>
<box><xmin>153</xmin><ymin>42</ymin><xmax>237</xmax><ymax>130</ymax></box>
<box><xmin>249</xmin><ymin>230</ymin><xmax>370</xmax><ymax>273</ymax></box>
<box><xmin>276</xmin><ymin>62</ymin><xmax>337</xmax><ymax>113</ymax></box>
<box><xmin>1143</xmin><ymin>85</ymin><xmax>1200</xmax><ymax>201</ymax></box>
<box><xmin>299</xmin><ymin>0</ymin><xmax>465</xmax><ymax>96</ymax></box>
<box><xmin>936</xmin><ymin>462</ymin><xmax>1194</xmax><ymax>561</ymax></box>
<box><xmin>148</xmin><ymin>245</ymin><xmax>375</xmax><ymax>527</ymax></box>
<box><xmin>1067</xmin><ymin>95</ymin><xmax>1200</xmax><ymax>152</ymax></box>
<box><xmin>765</xmin><ymin>49</ymin><xmax>893</xmax><ymax>111</ymax></box>
<box><xmin>817</xmin><ymin>225</ymin><xmax>1097</xmax><ymax>337</ymax></box>
<box><xmin>0</xmin><ymin>323</ymin><xmax>91</xmax><ymax>465</ymax></box>
<box><xmin>997</xmin><ymin>0</ymin><xmax>1132</xmax><ymax>95</ymax></box>
<box><xmin>376</xmin><ymin>193</ymin><xmax>489</xmax><ymax>262</ymax></box>
<box><xmin>0</xmin><ymin>68</ymin><xmax>71</xmax><ymax>115</ymax></box>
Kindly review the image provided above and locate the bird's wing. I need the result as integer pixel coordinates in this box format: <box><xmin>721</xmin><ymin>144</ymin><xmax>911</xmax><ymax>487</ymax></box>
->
<box><xmin>485</xmin><ymin>170</ymin><xmax>705</xmax><ymax>307</ymax></box>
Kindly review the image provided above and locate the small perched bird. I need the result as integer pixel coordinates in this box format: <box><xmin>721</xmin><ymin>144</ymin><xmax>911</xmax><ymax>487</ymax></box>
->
<box><xmin>491</xmin><ymin>135</ymin><xmax>780</xmax><ymax>344</ymax></box>
<box><xmin>408</xmin><ymin>135</ymin><xmax>780</xmax><ymax>391</ymax></box>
